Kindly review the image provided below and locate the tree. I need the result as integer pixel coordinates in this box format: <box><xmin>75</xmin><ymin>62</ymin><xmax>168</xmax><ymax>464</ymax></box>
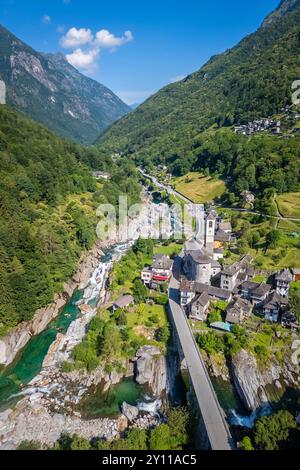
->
<box><xmin>289</xmin><ymin>288</ymin><xmax>300</xmax><ymax>323</ymax></box>
<box><xmin>208</xmin><ymin>310</ymin><xmax>223</xmax><ymax>325</ymax></box>
<box><xmin>156</xmin><ymin>325</ymin><xmax>170</xmax><ymax>343</ymax></box>
<box><xmin>70</xmin><ymin>435</ymin><xmax>91</xmax><ymax>451</ymax></box>
<box><xmin>167</xmin><ymin>408</ymin><xmax>189</xmax><ymax>450</ymax></box>
<box><xmin>254</xmin><ymin>410</ymin><xmax>297</xmax><ymax>450</ymax></box>
<box><xmin>266</xmin><ymin>229</ymin><xmax>280</xmax><ymax>249</ymax></box>
<box><xmin>240</xmin><ymin>436</ymin><xmax>254</xmax><ymax>451</ymax></box>
<box><xmin>247</xmin><ymin>231</ymin><xmax>260</xmax><ymax>249</ymax></box>
<box><xmin>133</xmin><ymin>279</ymin><xmax>148</xmax><ymax>303</ymax></box>
<box><xmin>149</xmin><ymin>424</ymin><xmax>171</xmax><ymax>450</ymax></box>
<box><xmin>126</xmin><ymin>429</ymin><xmax>148</xmax><ymax>450</ymax></box>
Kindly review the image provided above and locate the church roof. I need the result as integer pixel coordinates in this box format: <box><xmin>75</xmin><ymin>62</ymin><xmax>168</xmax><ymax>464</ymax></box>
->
<box><xmin>206</xmin><ymin>212</ymin><xmax>216</xmax><ymax>221</ymax></box>
<box><xmin>184</xmin><ymin>238</ymin><xmax>202</xmax><ymax>252</ymax></box>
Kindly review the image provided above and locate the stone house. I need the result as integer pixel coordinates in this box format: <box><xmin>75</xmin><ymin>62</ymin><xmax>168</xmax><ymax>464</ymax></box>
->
<box><xmin>220</xmin><ymin>255</ymin><xmax>254</xmax><ymax>292</ymax></box>
<box><xmin>225</xmin><ymin>297</ymin><xmax>253</xmax><ymax>325</ymax></box>
<box><xmin>263</xmin><ymin>292</ymin><xmax>289</xmax><ymax>323</ymax></box>
<box><xmin>188</xmin><ymin>292</ymin><xmax>210</xmax><ymax>322</ymax></box>
<box><xmin>180</xmin><ymin>280</ymin><xmax>232</xmax><ymax>307</ymax></box>
<box><xmin>275</xmin><ymin>269</ymin><xmax>294</xmax><ymax>297</ymax></box>
<box><xmin>112</xmin><ymin>295</ymin><xmax>134</xmax><ymax>312</ymax></box>
<box><xmin>239</xmin><ymin>280</ymin><xmax>271</xmax><ymax>306</ymax></box>
<box><xmin>219</xmin><ymin>221</ymin><xmax>232</xmax><ymax>234</ymax></box>
<box><xmin>141</xmin><ymin>254</ymin><xmax>173</xmax><ymax>286</ymax></box>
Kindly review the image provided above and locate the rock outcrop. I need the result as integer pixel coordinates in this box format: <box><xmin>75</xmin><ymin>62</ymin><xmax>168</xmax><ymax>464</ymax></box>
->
<box><xmin>0</xmin><ymin>242</ymin><xmax>104</xmax><ymax>367</ymax></box>
<box><xmin>135</xmin><ymin>346</ymin><xmax>167</xmax><ymax>397</ymax></box>
<box><xmin>231</xmin><ymin>349</ymin><xmax>300</xmax><ymax>411</ymax></box>
<box><xmin>231</xmin><ymin>349</ymin><xmax>271</xmax><ymax>411</ymax></box>
<box><xmin>121</xmin><ymin>403</ymin><xmax>139</xmax><ymax>422</ymax></box>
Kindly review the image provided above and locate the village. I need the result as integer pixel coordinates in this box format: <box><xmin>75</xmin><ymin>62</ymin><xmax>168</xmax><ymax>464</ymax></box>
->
<box><xmin>234</xmin><ymin>105</ymin><xmax>300</xmax><ymax>138</ymax></box>
<box><xmin>132</xmin><ymin>207</ymin><xmax>300</xmax><ymax>334</ymax></box>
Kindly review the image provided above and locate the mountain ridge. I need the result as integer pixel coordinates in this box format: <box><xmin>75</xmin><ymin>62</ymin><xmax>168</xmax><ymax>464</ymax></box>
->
<box><xmin>0</xmin><ymin>24</ymin><xmax>130</xmax><ymax>144</ymax></box>
<box><xmin>262</xmin><ymin>0</ymin><xmax>300</xmax><ymax>27</ymax></box>
<box><xmin>97</xmin><ymin>1</ymin><xmax>300</xmax><ymax>164</ymax></box>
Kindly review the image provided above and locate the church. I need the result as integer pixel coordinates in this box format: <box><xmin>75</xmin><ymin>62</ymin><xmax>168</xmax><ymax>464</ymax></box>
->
<box><xmin>182</xmin><ymin>210</ymin><xmax>229</xmax><ymax>285</ymax></box>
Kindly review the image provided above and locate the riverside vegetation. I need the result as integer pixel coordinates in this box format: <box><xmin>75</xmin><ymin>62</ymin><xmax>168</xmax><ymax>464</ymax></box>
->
<box><xmin>61</xmin><ymin>239</ymin><xmax>171</xmax><ymax>374</ymax></box>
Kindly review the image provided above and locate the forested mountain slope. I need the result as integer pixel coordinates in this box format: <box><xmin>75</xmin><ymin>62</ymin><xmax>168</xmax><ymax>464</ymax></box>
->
<box><xmin>98</xmin><ymin>0</ymin><xmax>300</xmax><ymax>165</ymax></box>
<box><xmin>0</xmin><ymin>105</ymin><xmax>140</xmax><ymax>336</ymax></box>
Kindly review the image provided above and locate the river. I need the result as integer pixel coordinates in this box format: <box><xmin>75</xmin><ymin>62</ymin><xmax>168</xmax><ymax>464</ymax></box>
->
<box><xmin>0</xmin><ymin>242</ymin><xmax>132</xmax><ymax>412</ymax></box>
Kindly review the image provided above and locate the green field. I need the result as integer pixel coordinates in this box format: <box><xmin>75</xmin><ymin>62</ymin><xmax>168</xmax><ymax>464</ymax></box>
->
<box><xmin>225</xmin><ymin>211</ymin><xmax>300</xmax><ymax>270</ymax></box>
<box><xmin>173</xmin><ymin>172</ymin><xmax>226</xmax><ymax>203</ymax></box>
<box><xmin>277</xmin><ymin>192</ymin><xmax>300</xmax><ymax>218</ymax></box>
<box><xmin>154</xmin><ymin>243</ymin><xmax>183</xmax><ymax>257</ymax></box>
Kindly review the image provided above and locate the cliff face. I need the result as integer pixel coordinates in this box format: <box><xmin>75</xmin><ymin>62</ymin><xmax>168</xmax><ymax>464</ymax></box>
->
<box><xmin>262</xmin><ymin>0</ymin><xmax>300</xmax><ymax>27</ymax></box>
<box><xmin>0</xmin><ymin>24</ymin><xmax>130</xmax><ymax>144</ymax></box>
<box><xmin>231</xmin><ymin>349</ymin><xmax>300</xmax><ymax>411</ymax></box>
<box><xmin>135</xmin><ymin>346</ymin><xmax>167</xmax><ymax>397</ymax></box>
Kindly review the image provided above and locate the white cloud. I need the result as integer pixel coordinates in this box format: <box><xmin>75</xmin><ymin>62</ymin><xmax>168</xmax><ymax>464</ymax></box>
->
<box><xmin>170</xmin><ymin>74</ymin><xmax>187</xmax><ymax>83</ymax></box>
<box><xmin>66</xmin><ymin>47</ymin><xmax>100</xmax><ymax>74</ymax></box>
<box><xmin>42</xmin><ymin>15</ymin><xmax>51</xmax><ymax>25</ymax></box>
<box><xmin>61</xmin><ymin>27</ymin><xmax>133</xmax><ymax>74</ymax></box>
<box><xmin>95</xmin><ymin>30</ymin><xmax>133</xmax><ymax>48</ymax></box>
<box><xmin>60</xmin><ymin>27</ymin><xmax>93</xmax><ymax>48</ymax></box>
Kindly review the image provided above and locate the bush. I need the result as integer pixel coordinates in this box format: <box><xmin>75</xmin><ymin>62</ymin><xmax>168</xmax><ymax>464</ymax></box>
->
<box><xmin>156</xmin><ymin>325</ymin><xmax>170</xmax><ymax>343</ymax></box>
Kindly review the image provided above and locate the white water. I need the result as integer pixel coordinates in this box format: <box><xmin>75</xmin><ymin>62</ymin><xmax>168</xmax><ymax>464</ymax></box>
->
<box><xmin>137</xmin><ymin>397</ymin><xmax>162</xmax><ymax>416</ymax></box>
<box><xmin>41</xmin><ymin>241</ymin><xmax>134</xmax><ymax>368</ymax></box>
<box><xmin>230</xmin><ymin>403</ymin><xmax>272</xmax><ymax>429</ymax></box>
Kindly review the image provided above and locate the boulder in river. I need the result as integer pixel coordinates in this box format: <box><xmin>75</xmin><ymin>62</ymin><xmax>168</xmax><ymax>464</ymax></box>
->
<box><xmin>121</xmin><ymin>402</ymin><xmax>139</xmax><ymax>422</ymax></box>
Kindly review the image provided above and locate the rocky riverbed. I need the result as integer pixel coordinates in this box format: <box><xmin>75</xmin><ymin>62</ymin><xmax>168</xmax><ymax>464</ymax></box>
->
<box><xmin>0</xmin><ymin>344</ymin><xmax>167</xmax><ymax>449</ymax></box>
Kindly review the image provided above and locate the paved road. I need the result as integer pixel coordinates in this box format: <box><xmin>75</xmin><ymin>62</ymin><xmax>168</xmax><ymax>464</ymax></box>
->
<box><xmin>138</xmin><ymin>169</ymin><xmax>195</xmax><ymax>205</ymax></box>
<box><xmin>169</xmin><ymin>257</ymin><xmax>235</xmax><ymax>451</ymax></box>
<box><xmin>139</xmin><ymin>169</ymin><xmax>300</xmax><ymax>222</ymax></box>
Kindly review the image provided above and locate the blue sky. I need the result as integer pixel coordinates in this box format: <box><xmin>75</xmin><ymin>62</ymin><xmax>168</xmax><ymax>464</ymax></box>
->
<box><xmin>0</xmin><ymin>0</ymin><xmax>280</xmax><ymax>104</ymax></box>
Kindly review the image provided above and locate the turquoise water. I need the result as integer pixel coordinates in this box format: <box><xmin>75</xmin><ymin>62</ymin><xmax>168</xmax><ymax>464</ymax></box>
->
<box><xmin>211</xmin><ymin>377</ymin><xmax>246</xmax><ymax>418</ymax></box>
<box><xmin>0</xmin><ymin>290</ymin><xmax>83</xmax><ymax>411</ymax></box>
<box><xmin>79</xmin><ymin>379</ymin><xmax>144</xmax><ymax>418</ymax></box>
